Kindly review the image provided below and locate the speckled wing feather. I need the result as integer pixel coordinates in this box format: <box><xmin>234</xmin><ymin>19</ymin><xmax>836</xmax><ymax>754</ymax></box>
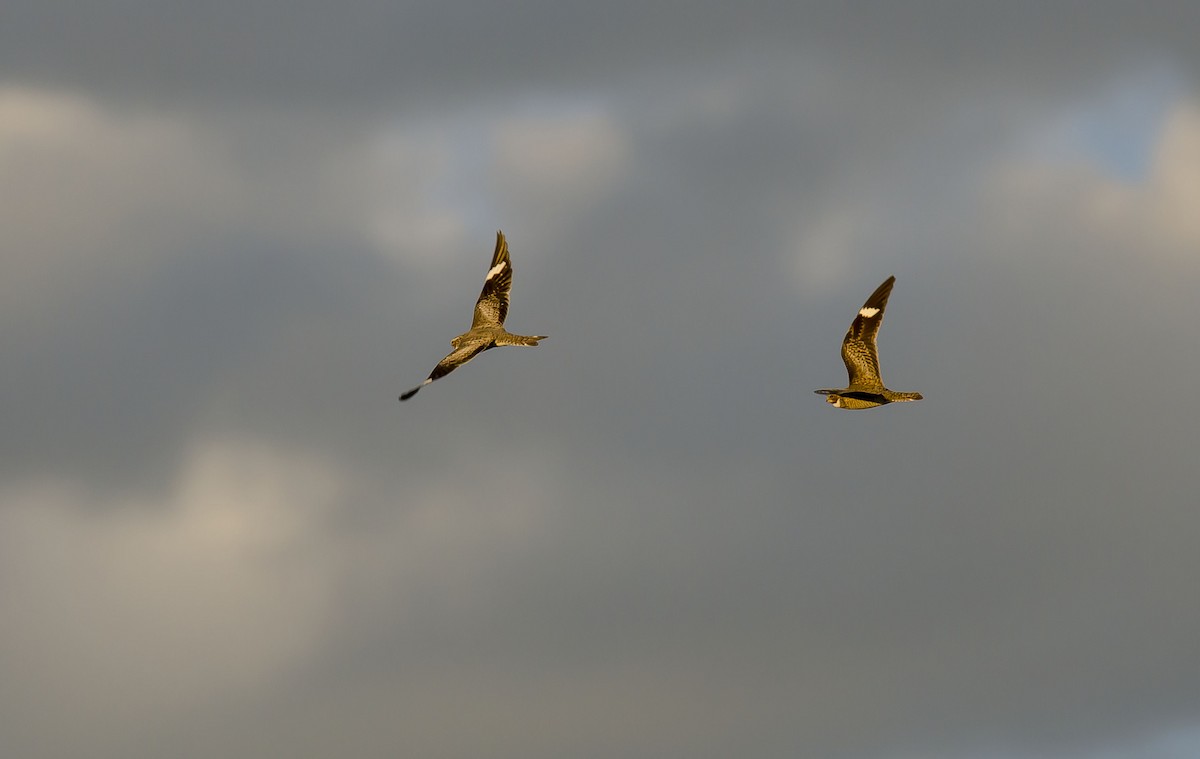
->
<box><xmin>470</xmin><ymin>231</ymin><xmax>513</xmax><ymax>329</ymax></box>
<box><xmin>840</xmin><ymin>276</ymin><xmax>894</xmax><ymax>391</ymax></box>
<box><xmin>399</xmin><ymin>341</ymin><xmax>490</xmax><ymax>400</ymax></box>
<box><xmin>430</xmin><ymin>341</ymin><xmax>489</xmax><ymax>382</ymax></box>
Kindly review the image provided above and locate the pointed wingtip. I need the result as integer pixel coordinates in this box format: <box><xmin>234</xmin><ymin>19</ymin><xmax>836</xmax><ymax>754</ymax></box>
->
<box><xmin>400</xmin><ymin>377</ymin><xmax>434</xmax><ymax>401</ymax></box>
<box><xmin>859</xmin><ymin>276</ymin><xmax>896</xmax><ymax>313</ymax></box>
<box><xmin>490</xmin><ymin>230</ymin><xmax>509</xmax><ymax>267</ymax></box>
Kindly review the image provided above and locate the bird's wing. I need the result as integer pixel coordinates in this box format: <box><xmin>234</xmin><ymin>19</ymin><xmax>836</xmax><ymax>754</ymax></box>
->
<box><xmin>471</xmin><ymin>230</ymin><xmax>513</xmax><ymax>329</ymax></box>
<box><xmin>840</xmin><ymin>276</ymin><xmax>894</xmax><ymax>391</ymax></box>
<box><xmin>399</xmin><ymin>342</ymin><xmax>489</xmax><ymax>400</ymax></box>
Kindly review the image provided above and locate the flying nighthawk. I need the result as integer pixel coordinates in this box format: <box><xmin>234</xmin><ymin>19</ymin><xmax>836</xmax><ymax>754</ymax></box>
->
<box><xmin>815</xmin><ymin>276</ymin><xmax>922</xmax><ymax>409</ymax></box>
<box><xmin>400</xmin><ymin>231</ymin><xmax>546</xmax><ymax>401</ymax></box>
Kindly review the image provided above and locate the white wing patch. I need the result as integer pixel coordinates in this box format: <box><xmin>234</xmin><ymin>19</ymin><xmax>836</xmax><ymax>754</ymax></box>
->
<box><xmin>859</xmin><ymin>307</ymin><xmax>880</xmax><ymax>318</ymax></box>
<box><xmin>485</xmin><ymin>260</ymin><xmax>508</xmax><ymax>281</ymax></box>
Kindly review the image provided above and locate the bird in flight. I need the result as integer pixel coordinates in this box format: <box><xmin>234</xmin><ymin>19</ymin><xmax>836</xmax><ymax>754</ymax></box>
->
<box><xmin>815</xmin><ymin>275</ymin><xmax>922</xmax><ymax>409</ymax></box>
<box><xmin>400</xmin><ymin>231</ymin><xmax>547</xmax><ymax>401</ymax></box>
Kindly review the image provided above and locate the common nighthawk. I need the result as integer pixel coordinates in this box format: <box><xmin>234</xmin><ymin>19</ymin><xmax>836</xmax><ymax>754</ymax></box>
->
<box><xmin>815</xmin><ymin>275</ymin><xmax>922</xmax><ymax>409</ymax></box>
<box><xmin>399</xmin><ymin>231</ymin><xmax>547</xmax><ymax>401</ymax></box>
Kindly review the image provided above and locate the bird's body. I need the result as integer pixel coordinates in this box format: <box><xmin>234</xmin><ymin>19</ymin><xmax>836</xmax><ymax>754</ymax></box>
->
<box><xmin>815</xmin><ymin>276</ymin><xmax>922</xmax><ymax>409</ymax></box>
<box><xmin>400</xmin><ymin>231</ymin><xmax>546</xmax><ymax>401</ymax></box>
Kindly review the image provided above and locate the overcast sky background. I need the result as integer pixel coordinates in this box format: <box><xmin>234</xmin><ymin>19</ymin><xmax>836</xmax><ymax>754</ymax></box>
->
<box><xmin>3</xmin><ymin>3</ymin><xmax>1200</xmax><ymax>758</ymax></box>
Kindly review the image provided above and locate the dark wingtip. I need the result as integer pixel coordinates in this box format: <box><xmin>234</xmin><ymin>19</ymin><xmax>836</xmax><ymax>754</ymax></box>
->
<box><xmin>399</xmin><ymin>387</ymin><xmax>419</xmax><ymax>401</ymax></box>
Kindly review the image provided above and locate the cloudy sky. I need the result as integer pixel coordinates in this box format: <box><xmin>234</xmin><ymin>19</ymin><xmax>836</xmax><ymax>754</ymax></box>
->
<box><xmin>4</xmin><ymin>3</ymin><xmax>1200</xmax><ymax>758</ymax></box>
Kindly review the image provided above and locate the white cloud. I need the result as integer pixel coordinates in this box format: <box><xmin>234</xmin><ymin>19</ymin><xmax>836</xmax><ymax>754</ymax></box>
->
<box><xmin>0</xmin><ymin>88</ymin><xmax>235</xmax><ymax>317</ymax></box>
<box><xmin>492</xmin><ymin>106</ymin><xmax>629</xmax><ymax>191</ymax></box>
<box><xmin>0</xmin><ymin>433</ymin><xmax>567</xmax><ymax>756</ymax></box>
<box><xmin>487</xmin><ymin>104</ymin><xmax>631</xmax><ymax>239</ymax></box>
<box><xmin>357</xmin><ymin>126</ymin><xmax>471</xmax><ymax>266</ymax></box>
<box><xmin>0</xmin><ymin>86</ymin><xmax>476</xmax><ymax>325</ymax></box>
<box><xmin>0</xmin><ymin>439</ymin><xmax>341</xmax><ymax>753</ymax></box>
<box><xmin>352</xmin><ymin>103</ymin><xmax>631</xmax><ymax>269</ymax></box>
<box><xmin>991</xmin><ymin>98</ymin><xmax>1200</xmax><ymax>257</ymax></box>
<box><xmin>1148</xmin><ymin>101</ymin><xmax>1200</xmax><ymax>247</ymax></box>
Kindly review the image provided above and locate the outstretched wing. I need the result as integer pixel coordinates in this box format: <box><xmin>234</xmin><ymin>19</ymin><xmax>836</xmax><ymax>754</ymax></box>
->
<box><xmin>399</xmin><ymin>342</ymin><xmax>489</xmax><ymax>401</ymax></box>
<box><xmin>840</xmin><ymin>276</ymin><xmax>894</xmax><ymax>391</ymax></box>
<box><xmin>471</xmin><ymin>230</ymin><xmax>513</xmax><ymax>329</ymax></box>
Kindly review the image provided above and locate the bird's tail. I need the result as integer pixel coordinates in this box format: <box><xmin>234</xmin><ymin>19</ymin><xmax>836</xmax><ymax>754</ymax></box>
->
<box><xmin>890</xmin><ymin>391</ymin><xmax>923</xmax><ymax>402</ymax></box>
<box><xmin>494</xmin><ymin>333</ymin><xmax>547</xmax><ymax>347</ymax></box>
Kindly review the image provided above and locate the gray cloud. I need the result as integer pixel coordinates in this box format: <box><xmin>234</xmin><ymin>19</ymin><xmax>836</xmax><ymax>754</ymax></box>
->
<box><xmin>3</xmin><ymin>2</ymin><xmax>1199</xmax><ymax>109</ymax></box>
<box><xmin>3</xmin><ymin>4</ymin><xmax>1200</xmax><ymax>759</ymax></box>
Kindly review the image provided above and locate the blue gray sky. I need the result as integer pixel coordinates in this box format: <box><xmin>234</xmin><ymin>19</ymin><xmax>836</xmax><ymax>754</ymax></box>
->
<box><xmin>3</xmin><ymin>3</ymin><xmax>1200</xmax><ymax>758</ymax></box>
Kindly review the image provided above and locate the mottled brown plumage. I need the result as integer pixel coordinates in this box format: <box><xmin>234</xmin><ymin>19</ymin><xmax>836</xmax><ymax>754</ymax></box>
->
<box><xmin>815</xmin><ymin>276</ymin><xmax>922</xmax><ymax>409</ymax></box>
<box><xmin>400</xmin><ymin>231</ymin><xmax>546</xmax><ymax>401</ymax></box>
